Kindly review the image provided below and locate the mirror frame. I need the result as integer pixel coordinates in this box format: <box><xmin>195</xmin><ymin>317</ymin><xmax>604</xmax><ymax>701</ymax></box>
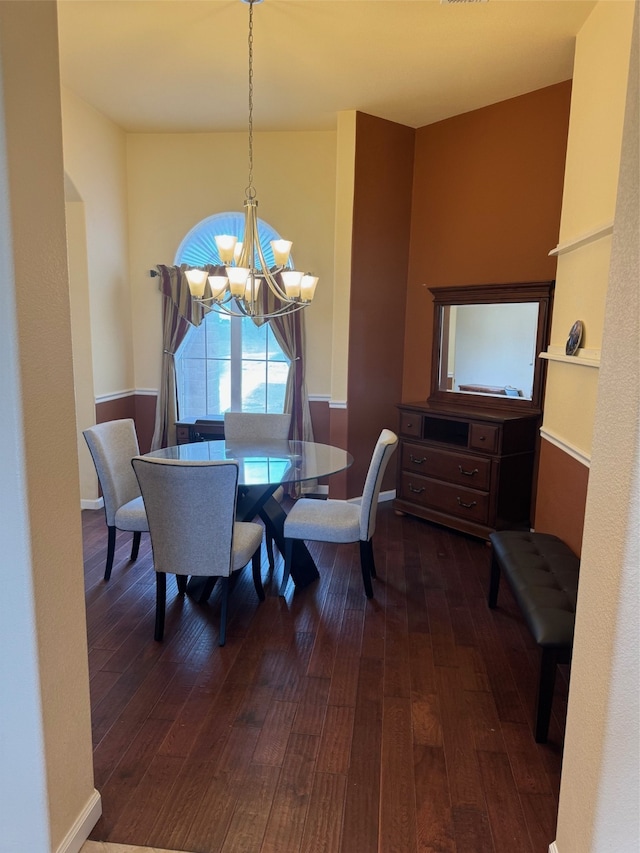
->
<box><xmin>428</xmin><ymin>281</ymin><xmax>554</xmax><ymax>413</ymax></box>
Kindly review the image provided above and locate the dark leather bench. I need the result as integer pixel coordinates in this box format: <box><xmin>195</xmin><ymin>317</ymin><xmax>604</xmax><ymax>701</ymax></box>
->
<box><xmin>488</xmin><ymin>530</ymin><xmax>580</xmax><ymax>743</ymax></box>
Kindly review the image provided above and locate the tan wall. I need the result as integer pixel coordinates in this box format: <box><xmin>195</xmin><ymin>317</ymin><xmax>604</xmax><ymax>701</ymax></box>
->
<box><xmin>61</xmin><ymin>87</ymin><xmax>133</xmax><ymax>398</ymax></box>
<box><xmin>535</xmin><ymin>0</ymin><xmax>635</xmax><ymax>550</ymax></box>
<box><xmin>67</xmin><ymin>195</ymin><xmax>98</xmax><ymax>503</ymax></box>
<box><xmin>0</xmin><ymin>1</ymin><xmax>96</xmax><ymax>848</ymax></box>
<box><xmin>61</xmin><ymin>88</ymin><xmax>132</xmax><ymax>503</ymax></box>
<box><xmin>404</xmin><ymin>82</ymin><xmax>571</xmax><ymax>403</ymax></box>
<box><xmin>126</xmin><ymin>130</ymin><xmax>337</xmax><ymax>398</ymax></box>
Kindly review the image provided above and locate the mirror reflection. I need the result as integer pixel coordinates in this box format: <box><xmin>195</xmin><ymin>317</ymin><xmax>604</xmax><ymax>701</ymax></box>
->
<box><xmin>439</xmin><ymin>302</ymin><xmax>540</xmax><ymax>401</ymax></box>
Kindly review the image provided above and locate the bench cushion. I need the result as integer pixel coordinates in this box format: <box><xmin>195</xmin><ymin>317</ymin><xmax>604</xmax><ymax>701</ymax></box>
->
<box><xmin>489</xmin><ymin>531</ymin><xmax>580</xmax><ymax>649</ymax></box>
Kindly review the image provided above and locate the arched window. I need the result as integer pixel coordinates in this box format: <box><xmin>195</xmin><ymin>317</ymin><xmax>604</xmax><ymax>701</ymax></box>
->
<box><xmin>174</xmin><ymin>212</ymin><xmax>291</xmax><ymax>417</ymax></box>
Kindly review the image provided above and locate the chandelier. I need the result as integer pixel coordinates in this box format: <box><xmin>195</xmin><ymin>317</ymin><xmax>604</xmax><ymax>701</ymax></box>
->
<box><xmin>185</xmin><ymin>0</ymin><xmax>318</xmax><ymax>319</ymax></box>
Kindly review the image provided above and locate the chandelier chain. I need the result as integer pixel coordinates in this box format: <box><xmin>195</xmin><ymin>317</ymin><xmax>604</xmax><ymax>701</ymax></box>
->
<box><xmin>246</xmin><ymin>0</ymin><xmax>255</xmax><ymax>200</ymax></box>
<box><xmin>182</xmin><ymin>0</ymin><xmax>318</xmax><ymax>318</ymax></box>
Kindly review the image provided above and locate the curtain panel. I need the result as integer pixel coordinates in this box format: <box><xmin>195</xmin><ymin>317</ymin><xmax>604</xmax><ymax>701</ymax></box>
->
<box><xmin>150</xmin><ymin>264</ymin><xmax>206</xmax><ymax>450</ymax></box>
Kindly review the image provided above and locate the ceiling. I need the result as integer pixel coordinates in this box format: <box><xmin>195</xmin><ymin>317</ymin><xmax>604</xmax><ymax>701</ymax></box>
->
<box><xmin>57</xmin><ymin>0</ymin><xmax>597</xmax><ymax>134</ymax></box>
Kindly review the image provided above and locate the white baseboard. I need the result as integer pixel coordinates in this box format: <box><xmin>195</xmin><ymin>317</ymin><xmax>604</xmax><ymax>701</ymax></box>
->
<box><xmin>55</xmin><ymin>788</ymin><xmax>102</xmax><ymax>853</ymax></box>
<box><xmin>81</xmin><ymin>497</ymin><xmax>103</xmax><ymax>511</ymax></box>
<box><xmin>549</xmin><ymin>842</ymin><xmax>559</xmax><ymax>853</ymax></box>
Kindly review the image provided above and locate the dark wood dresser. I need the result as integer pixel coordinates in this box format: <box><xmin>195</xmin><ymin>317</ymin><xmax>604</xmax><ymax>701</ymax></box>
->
<box><xmin>394</xmin><ymin>401</ymin><xmax>539</xmax><ymax>540</ymax></box>
<box><xmin>175</xmin><ymin>417</ymin><xmax>224</xmax><ymax>445</ymax></box>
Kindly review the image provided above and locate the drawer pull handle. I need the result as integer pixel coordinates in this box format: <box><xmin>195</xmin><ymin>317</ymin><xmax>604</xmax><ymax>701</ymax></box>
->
<box><xmin>408</xmin><ymin>483</ymin><xmax>426</xmax><ymax>495</ymax></box>
<box><xmin>409</xmin><ymin>454</ymin><xmax>427</xmax><ymax>464</ymax></box>
<box><xmin>457</xmin><ymin>497</ymin><xmax>477</xmax><ymax>509</ymax></box>
<box><xmin>458</xmin><ymin>465</ymin><xmax>479</xmax><ymax>477</ymax></box>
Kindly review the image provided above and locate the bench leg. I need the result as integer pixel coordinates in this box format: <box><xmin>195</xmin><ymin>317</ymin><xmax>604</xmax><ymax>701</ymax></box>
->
<box><xmin>488</xmin><ymin>551</ymin><xmax>501</xmax><ymax>608</ymax></box>
<box><xmin>535</xmin><ymin>647</ymin><xmax>558</xmax><ymax>743</ymax></box>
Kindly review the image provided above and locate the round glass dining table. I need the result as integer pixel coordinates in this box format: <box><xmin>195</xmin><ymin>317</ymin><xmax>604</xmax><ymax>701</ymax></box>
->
<box><xmin>145</xmin><ymin>439</ymin><xmax>353</xmax><ymax>595</ymax></box>
<box><xmin>145</xmin><ymin>439</ymin><xmax>352</xmax><ymax>490</ymax></box>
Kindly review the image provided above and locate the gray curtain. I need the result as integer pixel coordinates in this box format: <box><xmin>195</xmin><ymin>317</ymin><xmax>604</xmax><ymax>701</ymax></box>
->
<box><xmin>258</xmin><ymin>274</ymin><xmax>314</xmax><ymax>445</ymax></box>
<box><xmin>150</xmin><ymin>265</ymin><xmax>206</xmax><ymax>450</ymax></box>
<box><xmin>259</xmin><ymin>275</ymin><xmax>315</xmax><ymax>498</ymax></box>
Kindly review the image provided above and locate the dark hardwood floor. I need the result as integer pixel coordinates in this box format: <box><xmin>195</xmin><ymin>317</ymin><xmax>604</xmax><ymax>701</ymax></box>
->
<box><xmin>83</xmin><ymin>501</ymin><xmax>568</xmax><ymax>853</ymax></box>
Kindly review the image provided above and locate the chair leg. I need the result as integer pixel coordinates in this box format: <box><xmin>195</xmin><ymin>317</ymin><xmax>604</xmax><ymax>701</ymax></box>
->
<box><xmin>488</xmin><ymin>551</ymin><xmax>501</xmax><ymax>608</ymax></box>
<box><xmin>155</xmin><ymin>572</ymin><xmax>166</xmax><ymax>641</ymax></box>
<box><xmin>197</xmin><ymin>577</ymin><xmax>217</xmax><ymax>604</ymax></box>
<box><xmin>130</xmin><ymin>531</ymin><xmax>142</xmax><ymax>562</ymax></box>
<box><xmin>176</xmin><ymin>574</ymin><xmax>188</xmax><ymax>595</ymax></box>
<box><xmin>535</xmin><ymin>647</ymin><xmax>558</xmax><ymax>743</ymax></box>
<box><xmin>266</xmin><ymin>532</ymin><xmax>275</xmax><ymax>573</ymax></box>
<box><xmin>279</xmin><ymin>538</ymin><xmax>294</xmax><ymax>596</ymax></box>
<box><xmin>252</xmin><ymin>549</ymin><xmax>265</xmax><ymax>601</ymax></box>
<box><xmin>359</xmin><ymin>539</ymin><xmax>375</xmax><ymax>599</ymax></box>
<box><xmin>218</xmin><ymin>577</ymin><xmax>230</xmax><ymax>646</ymax></box>
<box><xmin>104</xmin><ymin>526</ymin><xmax>117</xmax><ymax>581</ymax></box>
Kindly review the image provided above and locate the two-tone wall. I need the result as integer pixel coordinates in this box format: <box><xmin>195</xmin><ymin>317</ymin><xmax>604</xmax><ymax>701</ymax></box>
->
<box><xmin>62</xmin><ymin>3</ymin><xmax>632</xmax><ymax>546</ymax></box>
<box><xmin>535</xmin><ymin>1</ymin><xmax>635</xmax><ymax>555</ymax></box>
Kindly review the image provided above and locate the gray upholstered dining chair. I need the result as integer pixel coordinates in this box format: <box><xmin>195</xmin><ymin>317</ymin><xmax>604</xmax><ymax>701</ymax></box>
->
<box><xmin>223</xmin><ymin>411</ymin><xmax>292</xmax><ymax>570</ymax></box>
<box><xmin>131</xmin><ymin>456</ymin><xmax>265</xmax><ymax>645</ymax></box>
<box><xmin>83</xmin><ymin>419</ymin><xmax>149</xmax><ymax>581</ymax></box>
<box><xmin>280</xmin><ymin>429</ymin><xmax>398</xmax><ymax>598</ymax></box>
<box><xmin>223</xmin><ymin>412</ymin><xmax>291</xmax><ymax>443</ymax></box>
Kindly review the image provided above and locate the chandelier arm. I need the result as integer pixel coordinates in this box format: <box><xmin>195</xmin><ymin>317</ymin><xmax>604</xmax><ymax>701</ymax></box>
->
<box><xmin>193</xmin><ymin>297</ymin><xmax>306</xmax><ymax>320</ymax></box>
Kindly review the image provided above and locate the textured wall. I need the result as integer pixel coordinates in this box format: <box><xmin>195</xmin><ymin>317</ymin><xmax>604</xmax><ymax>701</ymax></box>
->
<box><xmin>0</xmin><ymin>1</ymin><xmax>97</xmax><ymax>848</ymax></box>
<box><xmin>554</xmin><ymin>4</ymin><xmax>638</xmax><ymax>849</ymax></box>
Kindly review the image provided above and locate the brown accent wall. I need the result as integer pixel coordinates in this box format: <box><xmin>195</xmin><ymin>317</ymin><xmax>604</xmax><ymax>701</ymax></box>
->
<box><xmin>95</xmin><ymin>393</ymin><xmax>156</xmax><ymax>454</ymax></box>
<box><xmin>328</xmin><ymin>405</ymin><xmax>349</xmax><ymax>500</ymax></box>
<box><xmin>403</xmin><ymin>81</ymin><xmax>572</xmax><ymax>402</ymax></box>
<box><xmin>309</xmin><ymin>399</ymin><xmax>330</xmax><ymax>445</ymax></box>
<box><xmin>534</xmin><ymin>437</ymin><xmax>589</xmax><ymax>556</ymax></box>
<box><xmin>346</xmin><ymin>112</ymin><xmax>415</xmax><ymax>497</ymax></box>
<box><xmin>309</xmin><ymin>399</ymin><xmax>348</xmax><ymax>495</ymax></box>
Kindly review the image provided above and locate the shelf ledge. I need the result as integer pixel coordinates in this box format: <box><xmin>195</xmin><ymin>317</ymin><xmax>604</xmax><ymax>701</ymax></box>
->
<box><xmin>539</xmin><ymin>345</ymin><xmax>601</xmax><ymax>368</ymax></box>
<box><xmin>548</xmin><ymin>222</ymin><xmax>614</xmax><ymax>256</ymax></box>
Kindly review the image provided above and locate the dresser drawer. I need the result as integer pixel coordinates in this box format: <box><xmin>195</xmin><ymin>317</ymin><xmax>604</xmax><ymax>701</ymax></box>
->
<box><xmin>400</xmin><ymin>411</ymin><xmax>422</xmax><ymax>437</ymax></box>
<box><xmin>399</xmin><ymin>472</ymin><xmax>490</xmax><ymax>525</ymax></box>
<box><xmin>469</xmin><ymin>422</ymin><xmax>500</xmax><ymax>453</ymax></box>
<box><xmin>401</xmin><ymin>443</ymin><xmax>491</xmax><ymax>490</ymax></box>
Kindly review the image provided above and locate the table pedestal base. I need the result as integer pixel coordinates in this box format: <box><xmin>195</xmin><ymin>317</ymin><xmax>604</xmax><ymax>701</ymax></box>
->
<box><xmin>186</xmin><ymin>486</ymin><xmax>319</xmax><ymax>602</ymax></box>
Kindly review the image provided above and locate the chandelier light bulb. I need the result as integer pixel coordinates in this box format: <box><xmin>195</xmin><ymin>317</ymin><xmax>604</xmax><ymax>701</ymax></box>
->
<box><xmin>208</xmin><ymin>275</ymin><xmax>229</xmax><ymax>299</ymax></box>
<box><xmin>281</xmin><ymin>269</ymin><xmax>304</xmax><ymax>298</ymax></box>
<box><xmin>271</xmin><ymin>239</ymin><xmax>292</xmax><ymax>267</ymax></box>
<box><xmin>215</xmin><ymin>234</ymin><xmax>238</xmax><ymax>264</ymax></box>
<box><xmin>185</xmin><ymin>268</ymin><xmax>208</xmax><ymax>297</ymax></box>
<box><xmin>227</xmin><ymin>266</ymin><xmax>250</xmax><ymax>297</ymax></box>
<box><xmin>301</xmin><ymin>275</ymin><xmax>319</xmax><ymax>302</ymax></box>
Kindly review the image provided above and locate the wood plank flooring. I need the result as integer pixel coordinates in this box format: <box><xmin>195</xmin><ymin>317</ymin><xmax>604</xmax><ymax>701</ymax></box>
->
<box><xmin>83</xmin><ymin>501</ymin><xmax>568</xmax><ymax>853</ymax></box>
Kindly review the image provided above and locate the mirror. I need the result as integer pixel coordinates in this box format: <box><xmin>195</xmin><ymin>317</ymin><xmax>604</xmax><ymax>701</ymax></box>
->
<box><xmin>429</xmin><ymin>281</ymin><xmax>554</xmax><ymax>412</ymax></box>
